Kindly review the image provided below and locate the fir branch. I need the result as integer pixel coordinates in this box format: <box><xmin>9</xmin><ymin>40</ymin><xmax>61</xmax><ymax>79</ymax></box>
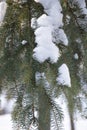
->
<box><xmin>66</xmin><ymin>0</ymin><xmax>84</xmax><ymax>31</ymax></box>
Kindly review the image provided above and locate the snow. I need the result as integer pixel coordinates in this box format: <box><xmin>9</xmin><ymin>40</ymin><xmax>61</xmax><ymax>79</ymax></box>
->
<box><xmin>0</xmin><ymin>94</ymin><xmax>14</xmax><ymax>114</ymax></box>
<box><xmin>0</xmin><ymin>93</ymin><xmax>14</xmax><ymax>130</ymax></box>
<box><xmin>52</xmin><ymin>28</ymin><xmax>68</xmax><ymax>46</ymax></box>
<box><xmin>0</xmin><ymin>0</ymin><xmax>87</xmax><ymax>130</ymax></box>
<box><xmin>37</xmin><ymin>14</ymin><xmax>53</xmax><ymax>27</ymax></box>
<box><xmin>57</xmin><ymin>29</ymin><xmax>68</xmax><ymax>46</ymax></box>
<box><xmin>71</xmin><ymin>0</ymin><xmax>87</xmax><ymax>32</ymax></box>
<box><xmin>0</xmin><ymin>104</ymin><xmax>87</xmax><ymax>130</ymax></box>
<box><xmin>31</xmin><ymin>18</ymin><xmax>37</xmax><ymax>29</ymax></box>
<box><xmin>21</xmin><ymin>40</ymin><xmax>27</xmax><ymax>45</ymax></box>
<box><xmin>66</xmin><ymin>15</ymin><xmax>71</xmax><ymax>25</ymax></box>
<box><xmin>32</xmin><ymin>0</ymin><xmax>68</xmax><ymax>63</ymax></box>
<box><xmin>35</xmin><ymin>0</ymin><xmax>63</xmax><ymax>28</ymax></box>
<box><xmin>55</xmin><ymin>95</ymin><xmax>87</xmax><ymax>130</ymax></box>
<box><xmin>0</xmin><ymin>92</ymin><xmax>87</xmax><ymax>130</ymax></box>
<box><xmin>33</xmin><ymin>26</ymin><xmax>60</xmax><ymax>63</ymax></box>
<box><xmin>56</xmin><ymin>64</ymin><xmax>71</xmax><ymax>87</ymax></box>
<box><xmin>74</xmin><ymin>53</ymin><xmax>79</xmax><ymax>60</ymax></box>
<box><xmin>33</xmin><ymin>45</ymin><xmax>60</xmax><ymax>63</ymax></box>
<box><xmin>75</xmin><ymin>0</ymin><xmax>87</xmax><ymax>14</ymax></box>
<box><xmin>0</xmin><ymin>114</ymin><xmax>13</xmax><ymax>130</ymax></box>
<box><xmin>34</xmin><ymin>26</ymin><xmax>53</xmax><ymax>44</ymax></box>
<box><xmin>56</xmin><ymin>96</ymin><xmax>71</xmax><ymax>130</ymax></box>
<box><xmin>0</xmin><ymin>1</ymin><xmax>7</xmax><ymax>24</ymax></box>
<box><xmin>0</xmin><ymin>92</ymin><xmax>15</xmax><ymax>113</ymax></box>
<box><xmin>75</xmin><ymin>119</ymin><xmax>87</xmax><ymax>130</ymax></box>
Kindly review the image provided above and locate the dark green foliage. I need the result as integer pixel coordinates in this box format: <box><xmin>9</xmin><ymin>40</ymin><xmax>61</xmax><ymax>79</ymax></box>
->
<box><xmin>0</xmin><ymin>0</ymin><xmax>87</xmax><ymax>130</ymax></box>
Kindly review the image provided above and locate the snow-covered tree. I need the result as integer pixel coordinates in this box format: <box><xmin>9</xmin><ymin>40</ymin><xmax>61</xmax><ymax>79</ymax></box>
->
<box><xmin>0</xmin><ymin>0</ymin><xmax>87</xmax><ymax>130</ymax></box>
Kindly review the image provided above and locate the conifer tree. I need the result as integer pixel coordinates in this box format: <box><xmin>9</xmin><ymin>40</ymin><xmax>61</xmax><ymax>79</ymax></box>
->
<box><xmin>0</xmin><ymin>0</ymin><xmax>87</xmax><ymax>130</ymax></box>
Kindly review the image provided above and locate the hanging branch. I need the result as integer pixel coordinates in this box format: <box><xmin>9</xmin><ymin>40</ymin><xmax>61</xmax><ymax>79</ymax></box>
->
<box><xmin>14</xmin><ymin>79</ymin><xmax>19</xmax><ymax>97</ymax></box>
<box><xmin>65</xmin><ymin>0</ymin><xmax>85</xmax><ymax>32</ymax></box>
<box><xmin>52</xmin><ymin>108</ymin><xmax>59</xmax><ymax>130</ymax></box>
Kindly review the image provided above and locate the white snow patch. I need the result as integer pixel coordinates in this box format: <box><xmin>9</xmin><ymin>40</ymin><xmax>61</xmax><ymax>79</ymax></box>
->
<box><xmin>74</xmin><ymin>53</ymin><xmax>79</xmax><ymax>60</ymax></box>
<box><xmin>34</xmin><ymin>26</ymin><xmax>53</xmax><ymax>45</ymax></box>
<box><xmin>33</xmin><ymin>43</ymin><xmax>60</xmax><ymax>63</ymax></box>
<box><xmin>56</xmin><ymin>64</ymin><xmax>71</xmax><ymax>87</ymax></box>
<box><xmin>0</xmin><ymin>114</ymin><xmax>13</xmax><ymax>130</ymax></box>
<box><xmin>0</xmin><ymin>1</ymin><xmax>7</xmax><ymax>24</ymax></box>
<box><xmin>21</xmin><ymin>40</ymin><xmax>27</xmax><ymax>45</ymax></box>
<box><xmin>35</xmin><ymin>72</ymin><xmax>45</xmax><ymax>81</ymax></box>
<box><xmin>37</xmin><ymin>14</ymin><xmax>53</xmax><ymax>27</ymax></box>
<box><xmin>0</xmin><ymin>93</ymin><xmax>15</xmax><ymax>113</ymax></box>
<box><xmin>57</xmin><ymin>29</ymin><xmax>68</xmax><ymax>46</ymax></box>
<box><xmin>33</xmin><ymin>25</ymin><xmax>60</xmax><ymax>63</ymax></box>
<box><xmin>33</xmin><ymin>0</ymin><xmax>68</xmax><ymax>63</ymax></box>
<box><xmin>52</xmin><ymin>28</ymin><xmax>68</xmax><ymax>46</ymax></box>
<box><xmin>66</xmin><ymin>15</ymin><xmax>71</xmax><ymax>25</ymax></box>
<box><xmin>75</xmin><ymin>119</ymin><xmax>87</xmax><ymax>130</ymax></box>
<box><xmin>34</xmin><ymin>0</ymin><xmax>63</xmax><ymax>27</ymax></box>
<box><xmin>31</xmin><ymin>18</ymin><xmax>37</xmax><ymax>29</ymax></box>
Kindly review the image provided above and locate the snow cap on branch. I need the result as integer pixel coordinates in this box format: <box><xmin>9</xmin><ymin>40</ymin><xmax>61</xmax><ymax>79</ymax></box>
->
<box><xmin>56</xmin><ymin>64</ymin><xmax>71</xmax><ymax>87</ymax></box>
<box><xmin>32</xmin><ymin>0</ymin><xmax>68</xmax><ymax>63</ymax></box>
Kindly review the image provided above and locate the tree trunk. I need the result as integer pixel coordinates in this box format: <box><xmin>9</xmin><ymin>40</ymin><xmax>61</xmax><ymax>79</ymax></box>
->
<box><xmin>38</xmin><ymin>86</ymin><xmax>50</xmax><ymax>130</ymax></box>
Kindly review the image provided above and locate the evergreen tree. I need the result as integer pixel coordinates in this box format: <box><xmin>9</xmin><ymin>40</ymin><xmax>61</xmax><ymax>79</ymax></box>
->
<box><xmin>0</xmin><ymin>0</ymin><xmax>87</xmax><ymax>130</ymax></box>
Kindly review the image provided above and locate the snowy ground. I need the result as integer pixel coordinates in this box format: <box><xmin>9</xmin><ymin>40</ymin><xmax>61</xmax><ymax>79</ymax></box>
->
<box><xmin>0</xmin><ymin>114</ymin><xmax>13</xmax><ymax>130</ymax></box>
<box><xmin>63</xmin><ymin>113</ymin><xmax>87</xmax><ymax>130</ymax></box>
<box><xmin>0</xmin><ymin>93</ymin><xmax>87</xmax><ymax>130</ymax></box>
<box><xmin>75</xmin><ymin>119</ymin><xmax>87</xmax><ymax>130</ymax></box>
<box><xmin>0</xmin><ymin>93</ymin><xmax>14</xmax><ymax>130</ymax></box>
<box><xmin>0</xmin><ymin>114</ymin><xmax>87</xmax><ymax>130</ymax></box>
<box><xmin>0</xmin><ymin>95</ymin><xmax>87</xmax><ymax>130</ymax></box>
<box><xmin>55</xmin><ymin>96</ymin><xmax>87</xmax><ymax>130</ymax></box>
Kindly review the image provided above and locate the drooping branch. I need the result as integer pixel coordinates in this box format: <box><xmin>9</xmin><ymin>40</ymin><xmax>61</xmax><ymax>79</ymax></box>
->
<box><xmin>66</xmin><ymin>0</ymin><xmax>84</xmax><ymax>31</ymax></box>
